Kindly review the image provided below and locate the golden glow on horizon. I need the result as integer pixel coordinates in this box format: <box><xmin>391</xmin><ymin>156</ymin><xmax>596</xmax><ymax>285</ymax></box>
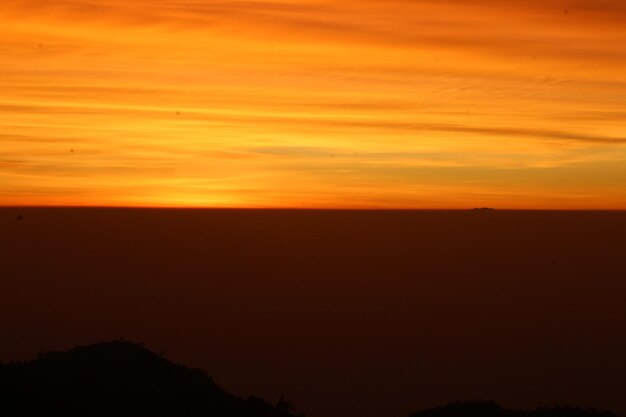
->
<box><xmin>1</xmin><ymin>0</ymin><xmax>625</xmax><ymax>208</ymax></box>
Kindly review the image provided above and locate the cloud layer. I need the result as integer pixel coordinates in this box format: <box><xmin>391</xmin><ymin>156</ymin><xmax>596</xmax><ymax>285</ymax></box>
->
<box><xmin>1</xmin><ymin>0</ymin><xmax>625</xmax><ymax>208</ymax></box>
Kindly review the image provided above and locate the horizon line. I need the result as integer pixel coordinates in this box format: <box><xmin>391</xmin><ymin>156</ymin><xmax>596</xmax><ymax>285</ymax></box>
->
<box><xmin>2</xmin><ymin>205</ymin><xmax>626</xmax><ymax>212</ymax></box>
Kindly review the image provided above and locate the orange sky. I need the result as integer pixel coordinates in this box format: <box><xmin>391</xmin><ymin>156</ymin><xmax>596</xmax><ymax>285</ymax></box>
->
<box><xmin>1</xmin><ymin>0</ymin><xmax>625</xmax><ymax>208</ymax></box>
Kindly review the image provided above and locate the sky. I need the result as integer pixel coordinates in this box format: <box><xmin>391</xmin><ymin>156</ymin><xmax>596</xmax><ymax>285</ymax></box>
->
<box><xmin>1</xmin><ymin>0</ymin><xmax>625</xmax><ymax>208</ymax></box>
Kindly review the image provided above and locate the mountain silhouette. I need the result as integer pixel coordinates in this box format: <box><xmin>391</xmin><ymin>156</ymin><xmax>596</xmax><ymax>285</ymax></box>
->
<box><xmin>411</xmin><ymin>400</ymin><xmax>619</xmax><ymax>417</ymax></box>
<box><xmin>0</xmin><ymin>341</ymin><xmax>303</xmax><ymax>417</ymax></box>
<box><xmin>0</xmin><ymin>342</ymin><xmax>620</xmax><ymax>417</ymax></box>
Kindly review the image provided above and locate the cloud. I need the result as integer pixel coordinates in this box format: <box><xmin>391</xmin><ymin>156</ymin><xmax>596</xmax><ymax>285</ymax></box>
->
<box><xmin>1</xmin><ymin>0</ymin><xmax>625</xmax><ymax>208</ymax></box>
<box><xmin>255</xmin><ymin>119</ymin><xmax>626</xmax><ymax>145</ymax></box>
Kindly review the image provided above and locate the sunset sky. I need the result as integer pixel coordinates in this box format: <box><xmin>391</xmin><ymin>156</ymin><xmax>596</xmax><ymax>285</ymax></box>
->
<box><xmin>1</xmin><ymin>0</ymin><xmax>625</xmax><ymax>208</ymax></box>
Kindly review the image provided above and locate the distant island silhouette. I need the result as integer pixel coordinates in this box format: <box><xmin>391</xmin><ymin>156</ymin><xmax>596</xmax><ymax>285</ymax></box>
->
<box><xmin>0</xmin><ymin>342</ymin><xmax>620</xmax><ymax>417</ymax></box>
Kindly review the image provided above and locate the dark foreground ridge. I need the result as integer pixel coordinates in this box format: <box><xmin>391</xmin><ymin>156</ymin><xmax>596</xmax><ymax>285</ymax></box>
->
<box><xmin>0</xmin><ymin>341</ymin><xmax>303</xmax><ymax>417</ymax></box>
<box><xmin>412</xmin><ymin>400</ymin><xmax>619</xmax><ymax>417</ymax></box>
<box><xmin>0</xmin><ymin>342</ymin><xmax>621</xmax><ymax>417</ymax></box>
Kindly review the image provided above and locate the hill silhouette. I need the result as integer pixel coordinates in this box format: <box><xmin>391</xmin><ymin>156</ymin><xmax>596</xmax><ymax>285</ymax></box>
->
<box><xmin>411</xmin><ymin>400</ymin><xmax>619</xmax><ymax>417</ymax></box>
<box><xmin>0</xmin><ymin>341</ymin><xmax>303</xmax><ymax>417</ymax></box>
<box><xmin>0</xmin><ymin>342</ymin><xmax>621</xmax><ymax>417</ymax></box>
